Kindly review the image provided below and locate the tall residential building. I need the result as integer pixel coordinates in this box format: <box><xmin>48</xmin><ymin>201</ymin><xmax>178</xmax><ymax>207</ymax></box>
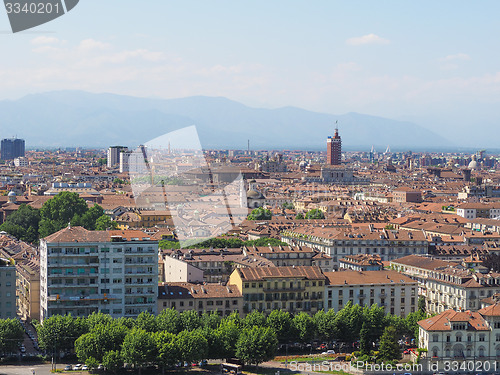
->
<box><xmin>39</xmin><ymin>226</ymin><xmax>158</xmax><ymax>321</ymax></box>
<box><xmin>1</xmin><ymin>138</ymin><xmax>25</xmax><ymax>160</ymax></box>
<box><xmin>326</xmin><ymin>127</ymin><xmax>341</xmax><ymax>165</ymax></box>
<box><xmin>0</xmin><ymin>258</ymin><xmax>17</xmax><ymax>318</ymax></box>
<box><xmin>107</xmin><ymin>146</ymin><xmax>128</xmax><ymax>168</ymax></box>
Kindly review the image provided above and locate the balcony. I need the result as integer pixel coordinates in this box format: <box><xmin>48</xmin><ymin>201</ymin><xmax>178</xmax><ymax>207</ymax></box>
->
<box><xmin>379</xmin><ymin>292</ymin><xmax>387</xmax><ymax>298</ymax></box>
<box><xmin>357</xmin><ymin>293</ymin><xmax>366</xmax><ymax>298</ymax></box>
<box><xmin>263</xmin><ymin>287</ymin><xmax>305</xmax><ymax>292</ymax></box>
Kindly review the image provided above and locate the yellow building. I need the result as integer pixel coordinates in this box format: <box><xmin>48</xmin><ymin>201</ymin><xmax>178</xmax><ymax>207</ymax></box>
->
<box><xmin>16</xmin><ymin>259</ymin><xmax>40</xmax><ymax>321</ymax></box>
<box><xmin>116</xmin><ymin>210</ymin><xmax>172</xmax><ymax>229</ymax></box>
<box><xmin>229</xmin><ymin>266</ymin><xmax>325</xmax><ymax>315</ymax></box>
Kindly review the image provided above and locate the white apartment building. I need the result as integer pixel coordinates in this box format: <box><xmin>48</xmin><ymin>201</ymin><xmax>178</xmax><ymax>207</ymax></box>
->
<box><xmin>324</xmin><ymin>270</ymin><xmax>418</xmax><ymax>317</ymax></box>
<box><xmin>282</xmin><ymin>227</ymin><xmax>428</xmax><ymax>269</ymax></box>
<box><xmin>418</xmin><ymin>305</ymin><xmax>500</xmax><ymax>369</ymax></box>
<box><xmin>425</xmin><ymin>268</ymin><xmax>500</xmax><ymax>314</ymax></box>
<box><xmin>456</xmin><ymin>202</ymin><xmax>500</xmax><ymax>220</ymax></box>
<box><xmin>40</xmin><ymin>226</ymin><xmax>158</xmax><ymax>321</ymax></box>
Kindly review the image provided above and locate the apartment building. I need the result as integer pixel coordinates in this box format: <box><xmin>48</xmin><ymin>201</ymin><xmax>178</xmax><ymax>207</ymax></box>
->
<box><xmin>16</xmin><ymin>258</ymin><xmax>40</xmax><ymax>321</ymax></box>
<box><xmin>229</xmin><ymin>266</ymin><xmax>325</xmax><ymax>315</ymax></box>
<box><xmin>324</xmin><ymin>270</ymin><xmax>418</xmax><ymax>317</ymax></box>
<box><xmin>0</xmin><ymin>258</ymin><xmax>16</xmax><ymax>318</ymax></box>
<box><xmin>161</xmin><ymin>248</ymin><xmax>273</xmax><ymax>283</ymax></box>
<box><xmin>418</xmin><ymin>305</ymin><xmax>500</xmax><ymax>368</ymax></box>
<box><xmin>40</xmin><ymin>226</ymin><xmax>158</xmax><ymax>321</ymax></box>
<box><xmin>425</xmin><ymin>268</ymin><xmax>500</xmax><ymax>314</ymax></box>
<box><xmin>456</xmin><ymin>202</ymin><xmax>500</xmax><ymax>220</ymax></box>
<box><xmin>282</xmin><ymin>227</ymin><xmax>428</xmax><ymax>269</ymax></box>
<box><xmin>157</xmin><ymin>282</ymin><xmax>243</xmax><ymax>316</ymax></box>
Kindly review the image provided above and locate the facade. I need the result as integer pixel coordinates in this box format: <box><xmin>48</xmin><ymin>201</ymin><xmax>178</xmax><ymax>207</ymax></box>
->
<box><xmin>119</xmin><ymin>150</ymin><xmax>132</xmax><ymax>173</ymax></box>
<box><xmin>282</xmin><ymin>227</ymin><xmax>428</xmax><ymax>269</ymax></box>
<box><xmin>0</xmin><ymin>258</ymin><xmax>16</xmax><ymax>318</ymax></box>
<box><xmin>39</xmin><ymin>226</ymin><xmax>158</xmax><ymax>321</ymax></box>
<box><xmin>1</xmin><ymin>138</ymin><xmax>25</xmax><ymax>160</ymax></box>
<box><xmin>14</xmin><ymin>157</ymin><xmax>28</xmax><ymax>167</ymax></box>
<box><xmin>424</xmin><ymin>268</ymin><xmax>500</xmax><ymax>314</ymax></box>
<box><xmin>324</xmin><ymin>270</ymin><xmax>418</xmax><ymax>316</ymax></box>
<box><xmin>107</xmin><ymin>146</ymin><xmax>128</xmax><ymax>168</ymax></box>
<box><xmin>229</xmin><ymin>266</ymin><xmax>326</xmax><ymax>315</ymax></box>
<box><xmin>157</xmin><ymin>282</ymin><xmax>243</xmax><ymax>316</ymax></box>
<box><xmin>16</xmin><ymin>258</ymin><xmax>40</xmax><ymax>321</ymax></box>
<box><xmin>326</xmin><ymin>128</ymin><xmax>342</xmax><ymax>166</ymax></box>
<box><xmin>456</xmin><ymin>202</ymin><xmax>500</xmax><ymax>220</ymax></box>
<box><xmin>392</xmin><ymin>187</ymin><xmax>423</xmax><ymax>203</ymax></box>
<box><xmin>418</xmin><ymin>305</ymin><xmax>500</xmax><ymax>369</ymax></box>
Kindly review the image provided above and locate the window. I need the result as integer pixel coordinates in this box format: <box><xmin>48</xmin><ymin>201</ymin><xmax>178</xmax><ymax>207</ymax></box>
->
<box><xmin>432</xmin><ymin>334</ymin><xmax>438</xmax><ymax>342</ymax></box>
<box><xmin>479</xmin><ymin>334</ymin><xmax>485</xmax><ymax>342</ymax></box>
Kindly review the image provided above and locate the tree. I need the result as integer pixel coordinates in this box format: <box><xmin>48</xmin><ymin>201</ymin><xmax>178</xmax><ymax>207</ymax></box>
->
<box><xmin>216</xmin><ymin>320</ymin><xmax>240</xmax><ymax>359</ymax></box>
<box><xmin>418</xmin><ymin>296</ymin><xmax>426</xmax><ymax>313</ymax></box>
<box><xmin>0</xmin><ymin>204</ymin><xmax>41</xmax><ymax>243</ymax></box>
<box><xmin>281</xmin><ymin>202</ymin><xmax>294</xmax><ymax>210</ymax></box>
<box><xmin>135</xmin><ymin>311</ymin><xmax>158</xmax><ymax>332</ymax></box>
<box><xmin>180</xmin><ymin>310</ymin><xmax>202</xmax><ymax>331</ymax></box>
<box><xmin>267</xmin><ymin>310</ymin><xmax>293</xmax><ymax>343</ymax></box>
<box><xmin>36</xmin><ymin>315</ymin><xmax>87</xmax><ymax>360</ymax></box>
<box><xmin>113</xmin><ymin>178</ymin><xmax>125</xmax><ymax>185</ymax></box>
<box><xmin>0</xmin><ymin>319</ymin><xmax>24</xmax><ymax>354</ymax></box>
<box><xmin>95</xmin><ymin>214</ymin><xmax>118</xmax><ymax>230</ymax></box>
<box><xmin>292</xmin><ymin>312</ymin><xmax>315</xmax><ymax>343</ymax></box>
<box><xmin>305</xmin><ymin>209</ymin><xmax>325</xmax><ymax>220</ymax></box>
<box><xmin>39</xmin><ymin>192</ymin><xmax>89</xmax><ymax>237</ymax></box>
<box><xmin>378</xmin><ymin>326</ymin><xmax>401</xmax><ymax>361</ymax></box>
<box><xmin>121</xmin><ymin>328</ymin><xmax>157</xmax><ymax>374</ymax></box>
<box><xmin>295</xmin><ymin>213</ymin><xmax>305</xmax><ymax>220</ymax></box>
<box><xmin>176</xmin><ymin>329</ymin><xmax>208</xmax><ymax>363</ymax></box>
<box><xmin>247</xmin><ymin>207</ymin><xmax>272</xmax><ymax>220</ymax></box>
<box><xmin>314</xmin><ymin>310</ymin><xmax>336</xmax><ymax>341</ymax></box>
<box><xmin>359</xmin><ymin>321</ymin><xmax>371</xmax><ymax>355</ymax></box>
<box><xmin>77</xmin><ymin>204</ymin><xmax>105</xmax><ymax>230</ymax></box>
<box><xmin>242</xmin><ymin>310</ymin><xmax>267</xmax><ymax>328</ymax></box>
<box><xmin>201</xmin><ymin>311</ymin><xmax>221</xmax><ymax>330</ymax></box>
<box><xmin>103</xmin><ymin>350</ymin><xmax>122</xmax><ymax>374</ymax></box>
<box><xmin>156</xmin><ymin>309</ymin><xmax>181</xmax><ymax>334</ymax></box>
<box><xmin>155</xmin><ymin>331</ymin><xmax>179</xmax><ymax>374</ymax></box>
<box><xmin>236</xmin><ymin>326</ymin><xmax>277</xmax><ymax>367</ymax></box>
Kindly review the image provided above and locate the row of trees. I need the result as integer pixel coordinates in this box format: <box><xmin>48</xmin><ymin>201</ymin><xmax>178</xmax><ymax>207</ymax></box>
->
<box><xmin>36</xmin><ymin>303</ymin><xmax>426</xmax><ymax>371</ymax></box>
<box><xmin>0</xmin><ymin>192</ymin><xmax>117</xmax><ymax>243</ymax></box>
<box><xmin>158</xmin><ymin>236</ymin><xmax>288</xmax><ymax>250</ymax></box>
<box><xmin>0</xmin><ymin>319</ymin><xmax>24</xmax><ymax>355</ymax></box>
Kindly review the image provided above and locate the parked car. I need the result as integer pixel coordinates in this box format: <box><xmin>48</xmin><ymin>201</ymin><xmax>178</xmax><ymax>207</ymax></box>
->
<box><xmin>64</xmin><ymin>365</ymin><xmax>72</xmax><ymax>371</ymax></box>
<box><xmin>73</xmin><ymin>364</ymin><xmax>82</xmax><ymax>371</ymax></box>
<box><xmin>81</xmin><ymin>365</ymin><xmax>88</xmax><ymax>371</ymax></box>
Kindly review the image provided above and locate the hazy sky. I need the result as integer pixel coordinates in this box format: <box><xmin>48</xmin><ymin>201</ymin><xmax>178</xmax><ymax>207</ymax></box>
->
<box><xmin>1</xmin><ymin>1</ymin><xmax>499</xmax><ymax>145</ymax></box>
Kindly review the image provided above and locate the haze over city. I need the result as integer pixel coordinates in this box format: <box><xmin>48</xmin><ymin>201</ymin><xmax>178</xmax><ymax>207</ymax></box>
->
<box><xmin>1</xmin><ymin>1</ymin><xmax>500</xmax><ymax>147</ymax></box>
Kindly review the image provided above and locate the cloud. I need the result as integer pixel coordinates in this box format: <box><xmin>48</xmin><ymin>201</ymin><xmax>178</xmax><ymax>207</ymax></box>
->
<box><xmin>346</xmin><ymin>34</ymin><xmax>390</xmax><ymax>46</ymax></box>
<box><xmin>31</xmin><ymin>36</ymin><xmax>59</xmax><ymax>45</ymax></box>
<box><xmin>440</xmin><ymin>53</ymin><xmax>471</xmax><ymax>62</ymax></box>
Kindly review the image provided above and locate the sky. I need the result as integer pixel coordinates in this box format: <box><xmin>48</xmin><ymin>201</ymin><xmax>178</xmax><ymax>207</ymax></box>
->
<box><xmin>0</xmin><ymin>1</ymin><xmax>500</xmax><ymax>146</ymax></box>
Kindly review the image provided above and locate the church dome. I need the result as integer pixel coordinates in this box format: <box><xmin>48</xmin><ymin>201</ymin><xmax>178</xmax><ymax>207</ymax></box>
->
<box><xmin>7</xmin><ymin>191</ymin><xmax>16</xmax><ymax>197</ymax></box>
<box><xmin>247</xmin><ymin>189</ymin><xmax>264</xmax><ymax>199</ymax></box>
<box><xmin>468</xmin><ymin>155</ymin><xmax>479</xmax><ymax>170</ymax></box>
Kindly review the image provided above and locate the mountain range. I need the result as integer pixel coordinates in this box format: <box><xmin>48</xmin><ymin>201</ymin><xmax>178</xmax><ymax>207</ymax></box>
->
<box><xmin>0</xmin><ymin>91</ymin><xmax>449</xmax><ymax>151</ymax></box>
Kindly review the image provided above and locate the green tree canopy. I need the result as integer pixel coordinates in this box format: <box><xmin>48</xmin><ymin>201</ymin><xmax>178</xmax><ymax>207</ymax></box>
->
<box><xmin>0</xmin><ymin>318</ymin><xmax>24</xmax><ymax>354</ymax></box>
<box><xmin>0</xmin><ymin>204</ymin><xmax>41</xmax><ymax>243</ymax></box>
<box><xmin>236</xmin><ymin>326</ymin><xmax>277</xmax><ymax>367</ymax></box>
<box><xmin>305</xmin><ymin>209</ymin><xmax>325</xmax><ymax>219</ymax></box>
<box><xmin>378</xmin><ymin>326</ymin><xmax>401</xmax><ymax>361</ymax></box>
<box><xmin>176</xmin><ymin>329</ymin><xmax>208</xmax><ymax>363</ymax></box>
<box><xmin>267</xmin><ymin>310</ymin><xmax>294</xmax><ymax>342</ymax></box>
<box><xmin>121</xmin><ymin>328</ymin><xmax>157</xmax><ymax>374</ymax></box>
<box><xmin>247</xmin><ymin>207</ymin><xmax>272</xmax><ymax>220</ymax></box>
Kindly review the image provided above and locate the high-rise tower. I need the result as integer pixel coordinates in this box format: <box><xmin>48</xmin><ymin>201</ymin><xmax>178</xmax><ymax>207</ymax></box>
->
<box><xmin>326</xmin><ymin>125</ymin><xmax>342</xmax><ymax>165</ymax></box>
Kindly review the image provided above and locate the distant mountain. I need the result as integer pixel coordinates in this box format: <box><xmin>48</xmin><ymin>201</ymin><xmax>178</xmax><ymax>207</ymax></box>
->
<box><xmin>0</xmin><ymin>91</ymin><xmax>449</xmax><ymax>150</ymax></box>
